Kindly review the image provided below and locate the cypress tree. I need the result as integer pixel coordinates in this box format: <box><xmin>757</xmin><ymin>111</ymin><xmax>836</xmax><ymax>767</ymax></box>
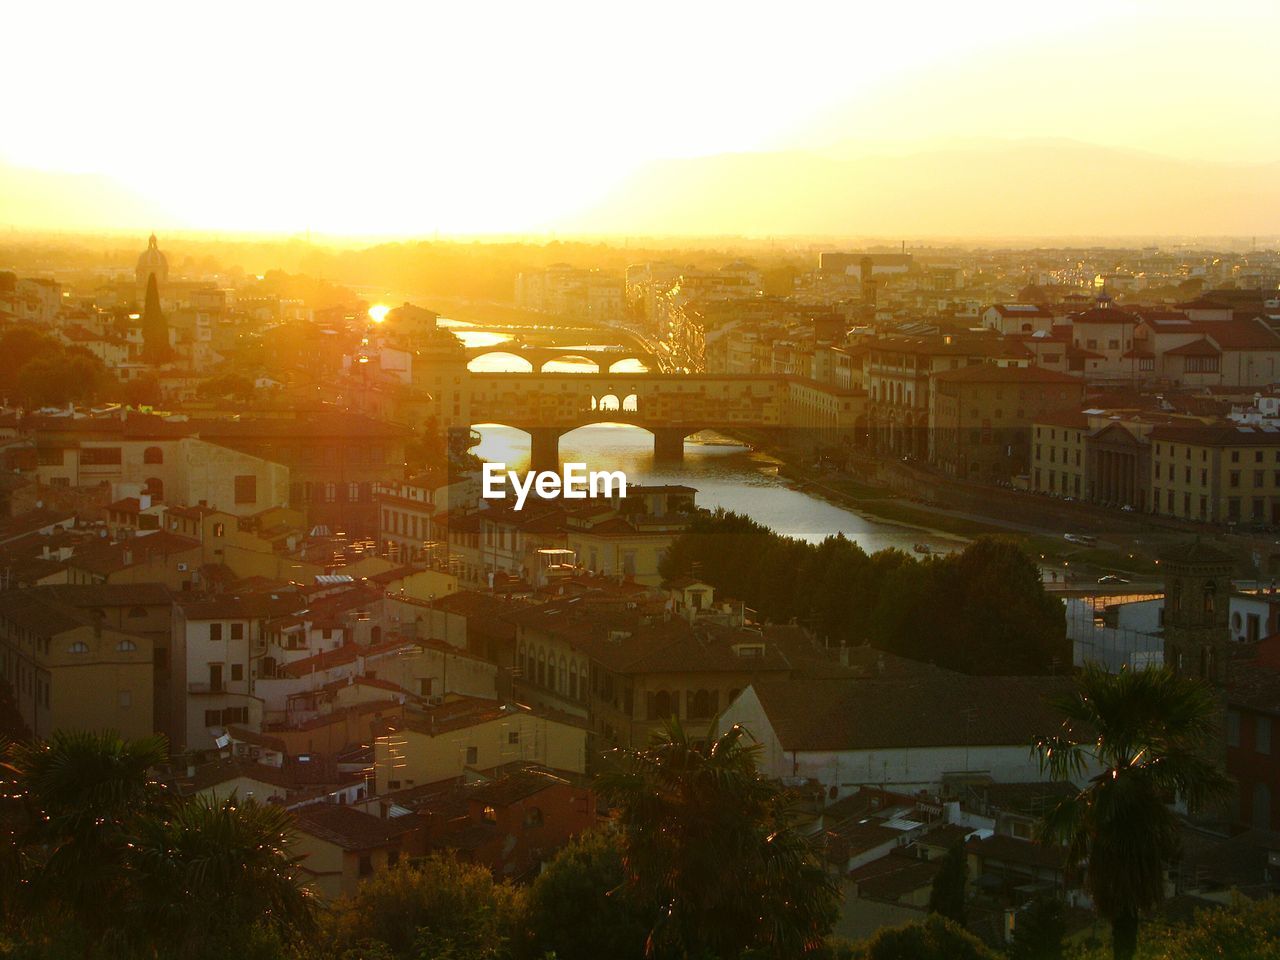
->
<box><xmin>141</xmin><ymin>273</ymin><xmax>168</xmax><ymax>362</ymax></box>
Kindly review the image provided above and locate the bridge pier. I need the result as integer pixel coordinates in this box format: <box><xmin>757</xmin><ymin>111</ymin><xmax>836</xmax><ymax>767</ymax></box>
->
<box><xmin>527</xmin><ymin>427</ymin><xmax>562</xmax><ymax>473</ymax></box>
<box><xmin>652</xmin><ymin>427</ymin><xmax>687</xmax><ymax>463</ymax></box>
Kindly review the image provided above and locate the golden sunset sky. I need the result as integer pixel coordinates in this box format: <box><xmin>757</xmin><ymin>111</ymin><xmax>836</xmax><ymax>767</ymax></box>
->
<box><xmin>2</xmin><ymin>0</ymin><xmax>1277</xmax><ymax>237</ymax></box>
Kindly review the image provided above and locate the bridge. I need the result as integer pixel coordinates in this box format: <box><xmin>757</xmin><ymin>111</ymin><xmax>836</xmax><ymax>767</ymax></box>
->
<box><xmin>463</xmin><ymin>342</ymin><xmax>654</xmax><ymax>373</ymax></box>
<box><xmin>465</xmin><ymin>372</ymin><xmax>863</xmax><ymax>470</ymax></box>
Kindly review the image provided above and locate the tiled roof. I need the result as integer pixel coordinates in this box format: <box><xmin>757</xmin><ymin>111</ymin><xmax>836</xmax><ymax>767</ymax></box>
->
<box><xmin>1165</xmin><ymin>338</ymin><xmax>1220</xmax><ymax>358</ymax></box>
<box><xmin>752</xmin><ymin>675</ymin><xmax>1072</xmax><ymax>752</ymax></box>
<box><xmin>292</xmin><ymin>804</ymin><xmax>419</xmax><ymax>850</ymax></box>
<box><xmin>932</xmin><ymin>365</ymin><xmax>1081</xmax><ymax>385</ymax></box>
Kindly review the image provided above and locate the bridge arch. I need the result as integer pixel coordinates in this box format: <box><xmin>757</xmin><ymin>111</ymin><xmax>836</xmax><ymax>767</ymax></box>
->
<box><xmin>606</xmin><ymin>356</ymin><xmax>649</xmax><ymax>373</ymax></box>
<box><xmin>538</xmin><ymin>353</ymin><xmax>602</xmax><ymax>373</ymax></box>
<box><xmin>466</xmin><ymin>350</ymin><xmax>534</xmax><ymax>373</ymax></box>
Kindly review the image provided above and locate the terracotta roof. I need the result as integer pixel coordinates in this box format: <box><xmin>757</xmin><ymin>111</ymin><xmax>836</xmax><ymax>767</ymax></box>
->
<box><xmin>1165</xmin><ymin>338</ymin><xmax>1221</xmax><ymax>358</ymax></box>
<box><xmin>292</xmin><ymin>804</ymin><xmax>419</xmax><ymax>850</ymax></box>
<box><xmin>966</xmin><ymin>833</ymin><xmax>1066</xmax><ymax>871</ymax></box>
<box><xmin>931</xmin><ymin>365</ymin><xmax>1081</xmax><ymax>385</ymax></box>
<box><xmin>751</xmin><ymin>675</ymin><xmax>1072</xmax><ymax>752</ymax></box>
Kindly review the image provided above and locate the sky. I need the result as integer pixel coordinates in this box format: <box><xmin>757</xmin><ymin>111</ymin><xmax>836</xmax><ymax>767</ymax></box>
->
<box><xmin>2</xmin><ymin>0</ymin><xmax>1278</xmax><ymax>237</ymax></box>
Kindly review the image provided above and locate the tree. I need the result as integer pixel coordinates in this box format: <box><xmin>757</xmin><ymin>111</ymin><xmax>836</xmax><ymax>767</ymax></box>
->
<box><xmin>851</xmin><ymin>915</ymin><xmax>996</xmax><ymax>960</ymax></box>
<box><xmin>1034</xmin><ymin>665</ymin><xmax>1231</xmax><ymax>960</ymax></box>
<box><xmin>525</xmin><ymin>829</ymin><xmax>649</xmax><ymax>960</ymax></box>
<box><xmin>1008</xmin><ymin>896</ymin><xmax>1066</xmax><ymax>960</ymax></box>
<box><xmin>596</xmin><ymin>720</ymin><xmax>839</xmax><ymax>959</ymax></box>
<box><xmin>141</xmin><ymin>273</ymin><xmax>170</xmax><ymax>362</ymax></box>
<box><xmin>126</xmin><ymin>794</ymin><xmax>314</xmax><ymax>959</ymax></box>
<box><xmin>926</xmin><ymin>841</ymin><xmax>967</xmax><ymax>926</ymax></box>
<box><xmin>318</xmin><ymin>855</ymin><xmax>524</xmax><ymax>960</ymax></box>
<box><xmin>4</xmin><ymin>731</ymin><xmax>169</xmax><ymax>951</ymax></box>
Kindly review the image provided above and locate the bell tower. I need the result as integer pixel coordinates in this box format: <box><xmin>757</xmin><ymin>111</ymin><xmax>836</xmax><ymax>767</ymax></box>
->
<box><xmin>1161</xmin><ymin>539</ymin><xmax>1233</xmax><ymax>685</ymax></box>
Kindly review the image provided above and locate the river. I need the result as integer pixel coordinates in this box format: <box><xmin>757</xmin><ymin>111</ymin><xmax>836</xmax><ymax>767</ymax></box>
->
<box><xmin>445</xmin><ymin>318</ymin><xmax>967</xmax><ymax>554</ymax></box>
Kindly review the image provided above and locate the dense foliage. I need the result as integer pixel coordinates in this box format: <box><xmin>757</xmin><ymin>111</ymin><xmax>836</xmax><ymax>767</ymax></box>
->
<box><xmin>927</xmin><ymin>842</ymin><xmax>968</xmax><ymax>926</ymax></box>
<box><xmin>659</xmin><ymin>512</ymin><xmax>1067</xmax><ymax>674</ymax></box>
<box><xmin>524</xmin><ymin>829</ymin><xmax>649</xmax><ymax>960</ymax></box>
<box><xmin>0</xmin><ymin>328</ymin><xmax>111</xmax><ymax>409</ymax></box>
<box><xmin>0</xmin><ymin>731</ymin><xmax>312</xmax><ymax>960</ymax></box>
<box><xmin>1035</xmin><ymin>665</ymin><xmax>1232</xmax><ymax>960</ymax></box>
<box><xmin>597</xmin><ymin>720</ymin><xmax>840</xmax><ymax>959</ymax></box>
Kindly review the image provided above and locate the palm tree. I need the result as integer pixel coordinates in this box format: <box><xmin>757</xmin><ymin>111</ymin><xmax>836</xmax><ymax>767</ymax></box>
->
<box><xmin>6</xmin><ymin>730</ymin><xmax>169</xmax><ymax>944</ymax></box>
<box><xmin>126</xmin><ymin>794</ymin><xmax>314</xmax><ymax>958</ymax></box>
<box><xmin>596</xmin><ymin>719</ymin><xmax>838</xmax><ymax>959</ymax></box>
<box><xmin>1034</xmin><ymin>665</ymin><xmax>1231</xmax><ymax>960</ymax></box>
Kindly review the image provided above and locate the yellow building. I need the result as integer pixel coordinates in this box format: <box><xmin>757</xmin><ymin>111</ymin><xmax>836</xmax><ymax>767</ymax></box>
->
<box><xmin>371</xmin><ymin>696</ymin><xmax>588</xmax><ymax>794</ymax></box>
<box><xmin>291</xmin><ymin>803</ymin><xmax>421</xmax><ymax>898</ymax></box>
<box><xmin>1151</xmin><ymin>424</ymin><xmax>1280</xmax><ymax>524</ymax></box>
<box><xmin>1030</xmin><ymin>411</ymin><xmax>1090</xmax><ymax>497</ymax></box>
<box><xmin>0</xmin><ymin>590</ymin><xmax>154</xmax><ymax>739</ymax></box>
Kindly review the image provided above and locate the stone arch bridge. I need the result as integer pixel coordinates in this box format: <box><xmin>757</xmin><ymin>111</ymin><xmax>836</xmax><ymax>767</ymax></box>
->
<box><xmin>463</xmin><ymin>343</ymin><xmax>653</xmax><ymax>373</ymax></box>
<box><xmin>466</xmin><ymin>372</ymin><xmax>861</xmax><ymax>470</ymax></box>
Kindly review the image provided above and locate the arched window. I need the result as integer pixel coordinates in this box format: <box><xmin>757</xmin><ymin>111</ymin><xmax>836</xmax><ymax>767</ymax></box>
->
<box><xmin>115</xmin><ymin>639</ymin><xmax>137</xmax><ymax>652</ymax></box>
<box><xmin>558</xmin><ymin>656</ymin><xmax>567</xmax><ymax>694</ymax></box>
<box><xmin>622</xmin><ymin>393</ymin><xmax>639</xmax><ymax>412</ymax></box>
<box><xmin>537</xmin><ymin>647</ymin><xmax>546</xmax><ymax>686</ymax></box>
<box><xmin>1204</xmin><ymin>582</ymin><xmax>1217</xmax><ymax>614</ymax></box>
<box><xmin>143</xmin><ymin>446</ymin><xmax>163</xmax><ymax>464</ymax></box>
<box><xmin>68</xmin><ymin>641</ymin><xmax>89</xmax><ymax>654</ymax></box>
<box><xmin>569</xmin><ymin>660</ymin><xmax>578</xmax><ymax>700</ymax></box>
<box><xmin>690</xmin><ymin>689</ymin><xmax>712</xmax><ymax>720</ymax></box>
<box><xmin>652</xmin><ymin>689</ymin><xmax>672</xmax><ymax>720</ymax></box>
<box><xmin>599</xmin><ymin>394</ymin><xmax>620</xmax><ymax>412</ymax></box>
<box><xmin>144</xmin><ymin>477</ymin><xmax>164</xmax><ymax>501</ymax></box>
<box><xmin>370</xmin><ymin>625</ymin><xmax>382</xmax><ymax>644</ymax></box>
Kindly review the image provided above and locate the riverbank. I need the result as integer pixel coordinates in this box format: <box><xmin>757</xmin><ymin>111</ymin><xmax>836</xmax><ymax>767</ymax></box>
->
<box><xmin>738</xmin><ymin>430</ymin><xmax>1163</xmax><ymax>579</ymax></box>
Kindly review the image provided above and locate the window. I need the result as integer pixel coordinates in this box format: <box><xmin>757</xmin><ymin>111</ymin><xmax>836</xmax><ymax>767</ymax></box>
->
<box><xmin>209</xmin><ymin>623</ymin><xmax>223</xmax><ymax>642</ymax></box>
<box><xmin>234</xmin><ymin>475</ymin><xmax>257</xmax><ymax>504</ymax></box>
<box><xmin>1258</xmin><ymin>716</ymin><xmax>1272</xmax><ymax>755</ymax></box>
<box><xmin>508</xmin><ymin>730</ymin><xmax>520</xmax><ymax>745</ymax></box>
<box><xmin>524</xmin><ymin>806</ymin><xmax>544</xmax><ymax>828</ymax></box>
<box><xmin>230</xmin><ymin>622</ymin><xmax>244</xmax><ymax>640</ymax></box>
<box><xmin>118</xmin><ymin>690</ymin><xmax>132</xmax><ymax>708</ymax></box>
<box><xmin>231</xmin><ymin>664</ymin><xmax>243</xmax><ymax>682</ymax></box>
<box><xmin>81</xmin><ymin>447</ymin><xmax>122</xmax><ymax>465</ymax></box>
<box><xmin>204</xmin><ymin>709</ymin><xmax>221</xmax><ymax>726</ymax></box>
<box><xmin>68</xmin><ymin>641</ymin><xmax>89</xmax><ymax>654</ymax></box>
<box><xmin>465</xmin><ymin>746</ymin><xmax>478</xmax><ymax>765</ymax></box>
<box><xmin>143</xmin><ymin>446</ymin><xmax>164</xmax><ymax>464</ymax></box>
<box><xmin>115</xmin><ymin>639</ymin><xmax>137</xmax><ymax>652</ymax></box>
<box><xmin>482</xmin><ymin>805</ymin><xmax>497</xmax><ymax>822</ymax></box>
<box><xmin>358</xmin><ymin>854</ymin><xmax>373</xmax><ymax>878</ymax></box>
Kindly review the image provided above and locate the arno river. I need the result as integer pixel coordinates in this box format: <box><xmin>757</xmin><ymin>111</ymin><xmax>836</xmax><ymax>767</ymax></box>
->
<box><xmin>449</xmin><ymin>318</ymin><xmax>967</xmax><ymax>554</ymax></box>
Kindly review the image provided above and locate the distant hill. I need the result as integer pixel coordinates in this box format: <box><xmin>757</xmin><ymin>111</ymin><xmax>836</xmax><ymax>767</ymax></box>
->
<box><xmin>563</xmin><ymin>139</ymin><xmax>1280</xmax><ymax>239</ymax></box>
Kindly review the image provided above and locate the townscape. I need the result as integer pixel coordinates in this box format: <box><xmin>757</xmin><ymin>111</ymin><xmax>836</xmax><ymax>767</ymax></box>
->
<box><xmin>4</xmin><ymin>0</ymin><xmax>1280</xmax><ymax>957</ymax></box>
<box><xmin>0</xmin><ymin>232</ymin><xmax>1278</xmax><ymax>959</ymax></box>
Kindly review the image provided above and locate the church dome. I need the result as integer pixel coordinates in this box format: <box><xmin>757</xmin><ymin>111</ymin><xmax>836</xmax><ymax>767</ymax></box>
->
<box><xmin>136</xmin><ymin>233</ymin><xmax>169</xmax><ymax>287</ymax></box>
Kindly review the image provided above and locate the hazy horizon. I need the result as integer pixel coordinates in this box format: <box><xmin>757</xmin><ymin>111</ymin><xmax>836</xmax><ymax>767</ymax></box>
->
<box><xmin>3</xmin><ymin>0</ymin><xmax>1278</xmax><ymax>238</ymax></box>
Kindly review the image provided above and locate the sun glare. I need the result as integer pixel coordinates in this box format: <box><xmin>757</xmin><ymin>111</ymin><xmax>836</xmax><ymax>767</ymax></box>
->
<box><xmin>367</xmin><ymin>305</ymin><xmax>390</xmax><ymax>324</ymax></box>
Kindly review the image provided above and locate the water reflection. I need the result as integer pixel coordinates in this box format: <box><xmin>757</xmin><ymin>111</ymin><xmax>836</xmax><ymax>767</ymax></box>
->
<box><xmin>472</xmin><ymin>422</ymin><xmax>965</xmax><ymax>554</ymax></box>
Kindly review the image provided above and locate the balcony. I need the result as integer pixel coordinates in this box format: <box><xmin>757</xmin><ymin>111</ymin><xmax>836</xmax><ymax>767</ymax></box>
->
<box><xmin>188</xmin><ymin>681</ymin><xmax>226</xmax><ymax>694</ymax></box>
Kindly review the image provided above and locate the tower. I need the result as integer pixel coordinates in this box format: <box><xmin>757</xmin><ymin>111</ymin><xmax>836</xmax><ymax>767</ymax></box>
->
<box><xmin>1161</xmin><ymin>539</ymin><xmax>1234</xmax><ymax>686</ymax></box>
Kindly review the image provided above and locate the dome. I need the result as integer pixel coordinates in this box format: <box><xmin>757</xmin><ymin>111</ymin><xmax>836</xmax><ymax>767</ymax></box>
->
<box><xmin>135</xmin><ymin>233</ymin><xmax>168</xmax><ymax>286</ymax></box>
